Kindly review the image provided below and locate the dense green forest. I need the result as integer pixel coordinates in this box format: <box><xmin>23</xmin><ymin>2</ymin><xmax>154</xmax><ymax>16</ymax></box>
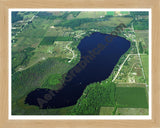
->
<box><xmin>71</xmin><ymin>81</ymin><xmax>116</xmax><ymax>115</ymax></box>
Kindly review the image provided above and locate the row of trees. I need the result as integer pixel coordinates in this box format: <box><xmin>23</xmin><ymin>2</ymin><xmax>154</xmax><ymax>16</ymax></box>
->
<box><xmin>139</xmin><ymin>42</ymin><xmax>143</xmax><ymax>53</ymax></box>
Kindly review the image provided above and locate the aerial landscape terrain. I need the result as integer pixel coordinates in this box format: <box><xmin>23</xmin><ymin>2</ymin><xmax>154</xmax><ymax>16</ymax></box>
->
<box><xmin>11</xmin><ymin>10</ymin><xmax>149</xmax><ymax>115</ymax></box>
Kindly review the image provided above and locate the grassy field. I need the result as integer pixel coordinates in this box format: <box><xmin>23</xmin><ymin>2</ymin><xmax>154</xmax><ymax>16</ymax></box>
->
<box><xmin>133</xmin><ymin>19</ymin><xmax>148</xmax><ymax>30</ymax></box>
<box><xmin>76</xmin><ymin>17</ymin><xmax>133</xmax><ymax>34</ymax></box>
<box><xmin>13</xmin><ymin>95</ymin><xmax>74</xmax><ymax>115</ymax></box>
<box><xmin>12</xmin><ymin>17</ymin><xmax>53</xmax><ymax>72</ymax></box>
<box><xmin>135</xmin><ymin>30</ymin><xmax>149</xmax><ymax>54</ymax></box>
<box><xmin>17</xmin><ymin>18</ymin><xmax>52</xmax><ymax>38</ymax></box>
<box><xmin>135</xmin><ymin>30</ymin><xmax>149</xmax><ymax>43</ymax></box>
<box><xmin>106</xmin><ymin>11</ymin><xmax>115</xmax><ymax>16</ymax></box>
<box><xmin>99</xmin><ymin>107</ymin><xmax>115</xmax><ymax>115</ymax></box>
<box><xmin>115</xmin><ymin>55</ymin><xmax>145</xmax><ymax>83</ymax></box>
<box><xmin>141</xmin><ymin>55</ymin><xmax>149</xmax><ymax>84</ymax></box>
<box><xmin>116</xmin><ymin>108</ymin><xmax>148</xmax><ymax>115</ymax></box>
<box><xmin>39</xmin><ymin>37</ymin><xmax>56</xmax><ymax>45</ymax></box>
<box><xmin>44</xmin><ymin>26</ymin><xmax>73</xmax><ymax>37</ymax></box>
<box><xmin>52</xmin><ymin>41</ymin><xmax>75</xmax><ymax>59</ymax></box>
<box><xmin>120</xmin><ymin>11</ymin><xmax>130</xmax><ymax>15</ymax></box>
<box><xmin>99</xmin><ymin>106</ymin><xmax>148</xmax><ymax>115</ymax></box>
<box><xmin>116</xmin><ymin>83</ymin><xmax>146</xmax><ymax>88</ymax></box>
<box><xmin>76</xmin><ymin>11</ymin><xmax>106</xmax><ymax>18</ymax></box>
<box><xmin>79</xmin><ymin>17</ymin><xmax>133</xmax><ymax>28</ymax></box>
<box><xmin>116</xmin><ymin>87</ymin><xmax>148</xmax><ymax>108</ymax></box>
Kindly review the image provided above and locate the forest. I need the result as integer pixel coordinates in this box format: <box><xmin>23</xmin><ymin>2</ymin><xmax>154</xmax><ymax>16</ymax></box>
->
<box><xmin>71</xmin><ymin>81</ymin><xmax>116</xmax><ymax>115</ymax></box>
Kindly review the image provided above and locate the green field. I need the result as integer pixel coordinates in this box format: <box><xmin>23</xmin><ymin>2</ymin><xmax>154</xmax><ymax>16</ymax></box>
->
<box><xmin>99</xmin><ymin>107</ymin><xmax>115</xmax><ymax>115</ymax></box>
<box><xmin>120</xmin><ymin>11</ymin><xmax>129</xmax><ymax>15</ymax></box>
<box><xmin>39</xmin><ymin>37</ymin><xmax>56</xmax><ymax>45</ymax></box>
<box><xmin>141</xmin><ymin>55</ymin><xmax>149</xmax><ymax>84</ymax></box>
<box><xmin>107</xmin><ymin>11</ymin><xmax>115</xmax><ymax>16</ymax></box>
<box><xmin>44</xmin><ymin>27</ymin><xmax>72</xmax><ymax>37</ymax></box>
<box><xmin>135</xmin><ymin>30</ymin><xmax>149</xmax><ymax>54</ymax></box>
<box><xmin>87</xmin><ymin>17</ymin><xmax>132</xmax><ymax>27</ymax></box>
<box><xmin>115</xmin><ymin>55</ymin><xmax>145</xmax><ymax>83</ymax></box>
<box><xmin>42</xmin><ymin>73</ymin><xmax>63</xmax><ymax>90</ymax></box>
<box><xmin>77</xmin><ymin>17</ymin><xmax>133</xmax><ymax>31</ymax></box>
<box><xmin>116</xmin><ymin>108</ymin><xmax>148</xmax><ymax>115</ymax></box>
<box><xmin>116</xmin><ymin>87</ymin><xmax>148</xmax><ymax>108</ymax></box>
<box><xmin>135</xmin><ymin>30</ymin><xmax>148</xmax><ymax>43</ymax></box>
<box><xmin>77</xmin><ymin>11</ymin><xmax>106</xmax><ymax>18</ymax></box>
<box><xmin>133</xmin><ymin>19</ymin><xmax>148</xmax><ymax>30</ymax></box>
<box><xmin>39</xmin><ymin>36</ymin><xmax>73</xmax><ymax>45</ymax></box>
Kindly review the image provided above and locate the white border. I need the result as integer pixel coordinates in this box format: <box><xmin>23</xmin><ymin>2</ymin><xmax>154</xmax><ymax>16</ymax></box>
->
<box><xmin>9</xmin><ymin>8</ymin><xmax>152</xmax><ymax>120</ymax></box>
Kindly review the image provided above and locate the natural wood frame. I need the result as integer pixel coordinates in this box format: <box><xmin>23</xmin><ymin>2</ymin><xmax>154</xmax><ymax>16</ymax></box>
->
<box><xmin>0</xmin><ymin>0</ymin><xmax>160</xmax><ymax>127</ymax></box>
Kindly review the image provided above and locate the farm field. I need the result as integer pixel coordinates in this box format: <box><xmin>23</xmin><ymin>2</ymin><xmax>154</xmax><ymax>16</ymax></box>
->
<box><xmin>116</xmin><ymin>108</ymin><xmax>148</xmax><ymax>115</ymax></box>
<box><xmin>133</xmin><ymin>19</ymin><xmax>148</xmax><ymax>30</ymax></box>
<box><xmin>44</xmin><ymin>26</ymin><xmax>73</xmax><ymax>37</ymax></box>
<box><xmin>99</xmin><ymin>107</ymin><xmax>115</xmax><ymax>115</ymax></box>
<box><xmin>99</xmin><ymin>107</ymin><xmax>148</xmax><ymax>115</ymax></box>
<box><xmin>76</xmin><ymin>11</ymin><xmax>106</xmax><ymax>18</ymax></box>
<box><xmin>116</xmin><ymin>83</ymin><xmax>146</xmax><ymax>88</ymax></box>
<box><xmin>141</xmin><ymin>55</ymin><xmax>149</xmax><ymax>84</ymax></box>
<box><xmin>135</xmin><ymin>30</ymin><xmax>148</xmax><ymax>44</ymax></box>
<box><xmin>135</xmin><ymin>30</ymin><xmax>149</xmax><ymax>54</ymax></box>
<box><xmin>77</xmin><ymin>17</ymin><xmax>133</xmax><ymax>30</ymax></box>
<box><xmin>116</xmin><ymin>87</ymin><xmax>148</xmax><ymax>108</ymax></box>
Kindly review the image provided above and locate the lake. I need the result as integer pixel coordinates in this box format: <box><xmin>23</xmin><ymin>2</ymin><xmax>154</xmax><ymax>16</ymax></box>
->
<box><xmin>25</xmin><ymin>32</ymin><xmax>130</xmax><ymax>109</ymax></box>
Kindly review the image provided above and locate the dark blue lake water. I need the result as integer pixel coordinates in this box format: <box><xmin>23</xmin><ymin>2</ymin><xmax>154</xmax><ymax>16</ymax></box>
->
<box><xmin>25</xmin><ymin>32</ymin><xmax>130</xmax><ymax>109</ymax></box>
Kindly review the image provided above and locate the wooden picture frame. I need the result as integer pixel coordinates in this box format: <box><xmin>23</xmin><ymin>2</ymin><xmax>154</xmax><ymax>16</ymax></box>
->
<box><xmin>0</xmin><ymin>0</ymin><xmax>160</xmax><ymax>127</ymax></box>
